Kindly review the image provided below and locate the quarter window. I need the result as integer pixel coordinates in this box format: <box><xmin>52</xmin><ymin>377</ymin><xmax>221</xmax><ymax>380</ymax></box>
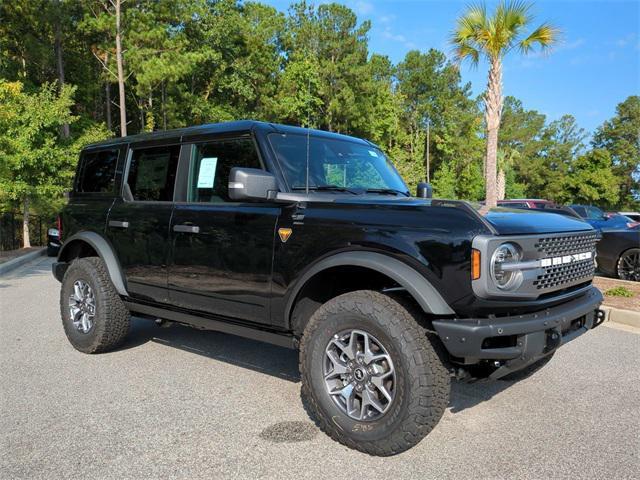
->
<box><xmin>187</xmin><ymin>138</ymin><xmax>261</xmax><ymax>203</ymax></box>
<box><xmin>76</xmin><ymin>149</ymin><xmax>119</xmax><ymax>193</ymax></box>
<box><xmin>127</xmin><ymin>145</ymin><xmax>180</xmax><ymax>201</ymax></box>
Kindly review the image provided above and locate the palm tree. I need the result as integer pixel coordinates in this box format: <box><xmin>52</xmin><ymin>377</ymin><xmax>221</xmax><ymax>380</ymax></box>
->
<box><xmin>451</xmin><ymin>1</ymin><xmax>558</xmax><ymax>207</ymax></box>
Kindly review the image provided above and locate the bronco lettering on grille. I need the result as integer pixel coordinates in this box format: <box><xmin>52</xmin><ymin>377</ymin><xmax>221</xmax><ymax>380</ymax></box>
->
<box><xmin>540</xmin><ymin>251</ymin><xmax>592</xmax><ymax>267</ymax></box>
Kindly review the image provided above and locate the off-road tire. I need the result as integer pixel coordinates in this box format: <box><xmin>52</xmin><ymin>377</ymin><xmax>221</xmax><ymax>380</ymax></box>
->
<box><xmin>501</xmin><ymin>352</ymin><xmax>555</xmax><ymax>381</ymax></box>
<box><xmin>60</xmin><ymin>256</ymin><xmax>130</xmax><ymax>353</ymax></box>
<box><xmin>299</xmin><ymin>290</ymin><xmax>450</xmax><ymax>456</ymax></box>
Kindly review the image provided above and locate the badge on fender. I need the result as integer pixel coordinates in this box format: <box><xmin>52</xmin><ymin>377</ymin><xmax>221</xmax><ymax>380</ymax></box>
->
<box><xmin>278</xmin><ymin>228</ymin><xmax>293</xmax><ymax>243</ymax></box>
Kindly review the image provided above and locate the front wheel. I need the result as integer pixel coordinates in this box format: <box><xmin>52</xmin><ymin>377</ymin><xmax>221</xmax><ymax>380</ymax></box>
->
<box><xmin>617</xmin><ymin>248</ymin><xmax>640</xmax><ymax>281</ymax></box>
<box><xmin>299</xmin><ymin>290</ymin><xmax>450</xmax><ymax>456</ymax></box>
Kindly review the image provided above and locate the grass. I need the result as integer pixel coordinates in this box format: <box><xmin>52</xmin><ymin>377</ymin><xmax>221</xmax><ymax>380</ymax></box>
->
<box><xmin>604</xmin><ymin>286</ymin><xmax>634</xmax><ymax>298</ymax></box>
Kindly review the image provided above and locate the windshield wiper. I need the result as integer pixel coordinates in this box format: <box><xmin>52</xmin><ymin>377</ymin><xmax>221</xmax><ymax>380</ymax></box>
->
<box><xmin>364</xmin><ymin>188</ymin><xmax>410</xmax><ymax>197</ymax></box>
<box><xmin>292</xmin><ymin>185</ymin><xmax>359</xmax><ymax>195</ymax></box>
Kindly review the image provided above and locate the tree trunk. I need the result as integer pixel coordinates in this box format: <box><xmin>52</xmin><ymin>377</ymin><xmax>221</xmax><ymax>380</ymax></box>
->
<box><xmin>115</xmin><ymin>0</ymin><xmax>127</xmax><ymax>137</ymax></box>
<box><xmin>54</xmin><ymin>16</ymin><xmax>70</xmax><ymax>138</ymax></box>
<box><xmin>105</xmin><ymin>79</ymin><xmax>112</xmax><ymax>132</ymax></box>
<box><xmin>146</xmin><ymin>91</ymin><xmax>154</xmax><ymax>132</ymax></box>
<box><xmin>483</xmin><ymin>57</ymin><xmax>503</xmax><ymax>208</ymax></box>
<box><xmin>161</xmin><ymin>81</ymin><xmax>167</xmax><ymax>130</ymax></box>
<box><xmin>22</xmin><ymin>196</ymin><xmax>31</xmax><ymax>249</ymax></box>
<box><xmin>497</xmin><ymin>168</ymin><xmax>506</xmax><ymax>200</ymax></box>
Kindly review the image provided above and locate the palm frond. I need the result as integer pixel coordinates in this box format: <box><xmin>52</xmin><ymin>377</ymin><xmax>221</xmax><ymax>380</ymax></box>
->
<box><xmin>451</xmin><ymin>2</ymin><xmax>489</xmax><ymax>62</ymax></box>
<box><xmin>491</xmin><ymin>1</ymin><xmax>531</xmax><ymax>56</ymax></box>
<box><xmin>519</xmin><ymin>23</ymin><xmax>560</xmax><ymax>54</ymax></box>
<box><xmin>454</xmin><ymin>41</ymin><xmax>481</xmax><ymax>67</ymax></box>
<box><xmin>450</xmin><ymin>1</ymin><xmax>559</xmax><ymax>61</ymax></box>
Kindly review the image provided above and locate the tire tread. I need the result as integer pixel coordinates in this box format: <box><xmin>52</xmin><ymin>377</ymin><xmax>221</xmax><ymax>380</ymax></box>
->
<box><xmin>299</xmin><ymin>290</ymin><xmax>450</xmax><ymax>456</ymax></box>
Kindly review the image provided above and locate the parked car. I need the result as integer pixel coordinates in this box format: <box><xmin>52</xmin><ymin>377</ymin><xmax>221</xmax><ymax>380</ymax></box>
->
<box><xmin>497</xmin><ymin>199</ymin><xmax>556</xmax><ymax>209</ymax></box>
<box><xmin>617</xmin><ymin>211</ymin><xmax>640</xmax><ymax>223</ymax></box>
<box><xmin>496</xmin><ymin>200</ymin><xmax>583</xmax><ymax>219</ymax></box>
<box><xmin>47</xmin><ymin>221</ymin><xmax>62</xmax><ymax>257</ymax></box>
<box><xmin>51</xmin><ymin>121</ymin><xmax>605</xmax><ymax>455</ymax></box>
<box><xmin>596</xmin><ymin>229</ymin><xmax>640</xmax><ymax>281</ymax></box>
<box><xmin>570</xmin><ymin>204</ymin><xmax>640</xmax><ymax>230</ymax></box>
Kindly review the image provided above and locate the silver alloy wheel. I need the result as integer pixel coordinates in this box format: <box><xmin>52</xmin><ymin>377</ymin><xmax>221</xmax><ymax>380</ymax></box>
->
<box><xmin>68</xmin><ymin>279</ymin><xmax>96</xmax><ymax>334</ymax></box>
<box><xmin>617</xmin><ymin>248</ymin><xmax>640</xmax><ymax>281</ymax></box>
<box><xmin>324</xmin><ymin>329</ymin><xmax>396</xmax><ymax>421</ymax></box>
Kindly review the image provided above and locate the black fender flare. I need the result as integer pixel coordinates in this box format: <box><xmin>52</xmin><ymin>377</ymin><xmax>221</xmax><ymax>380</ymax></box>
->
<box><xmin>285</xmin><ymin>251</ymin><xmax>454</xmax><ymax>324</ymax></box>
<box><xmin>58</xmin><ymin>231</ymin><xmax>128</xmax><ymax>296</ymax></box>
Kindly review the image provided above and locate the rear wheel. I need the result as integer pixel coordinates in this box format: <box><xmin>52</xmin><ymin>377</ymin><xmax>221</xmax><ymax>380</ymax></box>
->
<box><xmin>299</xmin><ymin>290</ymin><xmax>450</xmax><ymax>456</ymax></box>
<box><xmin>617</xmin><ymin>248</ymin><xmax>640</xmax><ymax>281</ymax></box>
<box><xmin>60</xmin><ymin>257</ymin><xmax>130</xmax><ymax>353</ymax></box>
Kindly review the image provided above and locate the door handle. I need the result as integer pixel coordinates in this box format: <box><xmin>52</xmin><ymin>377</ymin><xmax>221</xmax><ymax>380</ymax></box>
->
<box><xmin>108</xmin><ymin>220</ymin><xmax>129</xmax><ymax>229</ymax></box>
<box><xmin>173</xmin><ymin>224</ymin><xmax>200</xmax><ymax>234</ymax></box>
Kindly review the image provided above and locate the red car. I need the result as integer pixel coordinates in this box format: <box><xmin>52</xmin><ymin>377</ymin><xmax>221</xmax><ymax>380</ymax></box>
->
<box><xmin>498</xmin><ymin>199</ymin><xmax>556</xmax><ymax>209</ymax></box>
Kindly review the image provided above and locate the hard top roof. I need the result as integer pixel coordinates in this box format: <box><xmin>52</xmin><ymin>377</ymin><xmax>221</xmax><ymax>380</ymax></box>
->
<box><xmin>83</xmin><ymin>120</ymin><xmax>375</xmax><ymax>150</ymax></box>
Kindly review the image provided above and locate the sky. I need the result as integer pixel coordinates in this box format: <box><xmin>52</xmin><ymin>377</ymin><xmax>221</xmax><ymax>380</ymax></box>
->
<box><xmin>264</xmin><ymin>0</ymin><xmax>640</xmax><ymax>134</ymax></box>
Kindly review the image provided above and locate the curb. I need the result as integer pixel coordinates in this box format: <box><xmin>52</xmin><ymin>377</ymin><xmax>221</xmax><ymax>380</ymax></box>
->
<box><xmin>601</xmin><ymin>305</ymin><xmax>640</xmax><ymax>330</ymax></box>
<box><xmin>0</xmin><ymin>248</ymin><xmax>47</xmax><ymax>277</ymax></box>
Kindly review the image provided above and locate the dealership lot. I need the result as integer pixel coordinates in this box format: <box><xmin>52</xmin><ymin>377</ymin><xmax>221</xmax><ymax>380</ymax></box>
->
<box><xmin>1</xmin><ymin>257</ymin><xmax>639</xmax><ymax>480</ymax></box>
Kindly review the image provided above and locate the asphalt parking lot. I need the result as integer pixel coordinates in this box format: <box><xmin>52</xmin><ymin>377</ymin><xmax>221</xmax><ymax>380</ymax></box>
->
<box><xmin>1</xmin><ymin>257</ymin><xmax>639</xmax><ymax>479</ymax></box>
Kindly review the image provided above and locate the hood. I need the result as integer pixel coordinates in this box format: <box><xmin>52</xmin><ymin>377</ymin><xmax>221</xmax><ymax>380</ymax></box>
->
<box><xmin>289</xmin><ymin>193</ymin><xmax>595</xmax><ymax>236</ymax></box>
<box><xmin>483</xmin><ymin>208</ymin><xmax>594</xmax><ymax>235</ymax></box>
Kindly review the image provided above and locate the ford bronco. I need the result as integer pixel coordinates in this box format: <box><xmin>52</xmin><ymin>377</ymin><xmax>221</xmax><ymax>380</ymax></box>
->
<box><xmin>53</xmin><ymin>121</ymin><xmax>604</xmax><ymax>455</ymax></box>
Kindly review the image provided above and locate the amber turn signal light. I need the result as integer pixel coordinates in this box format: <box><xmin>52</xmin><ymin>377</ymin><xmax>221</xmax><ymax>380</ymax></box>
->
<box><xmin>471</xmin><ymin>249</ymin><xmax>481</xmax><ymax>280</ymax></box>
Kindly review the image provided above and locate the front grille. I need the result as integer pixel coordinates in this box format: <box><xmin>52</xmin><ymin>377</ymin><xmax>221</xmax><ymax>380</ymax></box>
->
<box><xmin>533</xmin><ymin>232</ymin><xmax>598</xmax><ymax>290</ymax></box>
<box><xmin>533</xmin><ymin>260</ymin><xmax>595</xmax><ymax>290</ymax></box>
<box><xmin>534</xmin><ymin>232</ymin><xmax>598</xmax><ymax>257</ymax></box>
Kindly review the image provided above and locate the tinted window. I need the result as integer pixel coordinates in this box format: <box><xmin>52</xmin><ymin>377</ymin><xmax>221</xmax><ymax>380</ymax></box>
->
<box><xmin>77</xmin><ymin>149</ymin><xmax>119</xmax><ymax>193</ymax></box>
<box><xmin>572</xmin><ymin>206</ymin><xmax>587</xmax><ymax>217</ymax></box>
<box><xmin>586</xmin><ymin>206</ymin><xmax>605</xmax><ymax>220</ymax></box>
<box><xmin>127</xmin><ymin>145</ymin><xmax>180</xmax><ymax>201</ymax></box>
<box><xmin>187</xmin><ymin>138</ymin><xmax>261</xmax><ymax>203</ymax></box>
<box><xmin>502</xmin><ymin>202</ymin><xmax>528</xmax><ymax>208</ymax></box>
<box><xmin>268</xmin><ymin>133</ymin><xmax>408</xmax><ymax>194</ymax></box>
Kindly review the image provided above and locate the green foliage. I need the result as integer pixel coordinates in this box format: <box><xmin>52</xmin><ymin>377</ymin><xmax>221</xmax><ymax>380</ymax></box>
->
<box><xmin>0</xmin><ymin>0</ymin><xmax>634</xmax><ymax>217</ymax></box>
<box><xmin>592</xmin><ymin>96</ymin><xmax>640</xmax><ymax>208</ymax></box>
<box><xmin>0</xmin><ymin>80</ymin><xmax>110</xmax><ymax>207</ymax></box>
<box><xmin>604</xmin><ymin>286</ymin><xmax>634</xmax><ymax>298</ymax></box>
<box><xmin>561</xmin><ymin>149</ymin><xmax>619</xmax><ymax>205</ymax></box>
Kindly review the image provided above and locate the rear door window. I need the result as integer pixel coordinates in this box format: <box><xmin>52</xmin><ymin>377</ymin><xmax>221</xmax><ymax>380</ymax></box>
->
<box><xmin>76</xmin><ymin>149</ymin><xmax>119</xmax><ymax>193</ymax></box>
<box><xmin>127</xmin><ymin>145</ymin><xmax>180</xmax><ymax>201</ymax></box>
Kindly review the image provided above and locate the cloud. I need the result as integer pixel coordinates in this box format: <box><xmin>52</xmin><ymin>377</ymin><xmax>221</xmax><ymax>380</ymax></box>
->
<box><xmin>378</xmin><ymin>14</ymin><xmax>396</xmax><ymax>24</ymax></box>
<box><xmin>382</xmin><ymin>29</ymin><xmax>406</xmax><ymax>43</ymax></box>
<box><xmin>353</xmin><ymin>1</ymin><xmax>374</xmax><ymax>15</ymax></box>
<box><xmin>612</xmin><ymin>32</ymin><xmax>637</xmax><ymax>48</ymax></box>
<box><xmin>609</xmin><ymin>33</ymin><xmax>640</xmax><ymax>51</ymax></box>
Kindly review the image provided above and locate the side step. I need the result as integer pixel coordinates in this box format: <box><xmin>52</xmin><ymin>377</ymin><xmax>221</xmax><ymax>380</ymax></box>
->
<box><xmin>123</xmin><ymin>301</ymin><xmax>296</xmax><ymax>349</ymax></box>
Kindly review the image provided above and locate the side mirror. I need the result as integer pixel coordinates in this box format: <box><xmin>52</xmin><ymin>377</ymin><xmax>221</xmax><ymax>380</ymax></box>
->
<box><xmin>416</xmin><ymin>182</ymin><xmax>433</xmax><ymax>199</ymax></box>
<box><xmin>228</xmin><ymin>167</ymin><xmax>278</xmax><ymax>201</ymax></box>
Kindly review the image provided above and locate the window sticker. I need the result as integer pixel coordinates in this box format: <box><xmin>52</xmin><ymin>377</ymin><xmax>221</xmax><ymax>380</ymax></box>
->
<box><xmin>368</xmin><ymin>150</ymin><xmax>379</xmax><ymax>157</ymax></box>
<box><xmin>197</xmin><ymin>157</ymin><xmax>218</xmax><ymax>188</ymax></box>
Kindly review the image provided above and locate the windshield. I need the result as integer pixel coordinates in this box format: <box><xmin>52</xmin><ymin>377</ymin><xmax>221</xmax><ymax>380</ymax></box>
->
<box><xmin>268</xmin><ymin>133</ymin><xmax>409</xmax><ymax>195</ymax></box>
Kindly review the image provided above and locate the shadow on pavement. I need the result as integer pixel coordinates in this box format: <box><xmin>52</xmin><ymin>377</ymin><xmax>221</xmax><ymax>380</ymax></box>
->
<box><xmin>121</xmin><ymin>316</ymin><xmax>513</xmax><ymax>410</ymax></box>
<box><xmin>122</xmin><ymin>317</ymin><xmax>300</xmax><ymax>382</ymax></box>
<box><xmin>0</xmin><ymin>257</ymin><xmax>54</xmax><ymax>286</ymax></box>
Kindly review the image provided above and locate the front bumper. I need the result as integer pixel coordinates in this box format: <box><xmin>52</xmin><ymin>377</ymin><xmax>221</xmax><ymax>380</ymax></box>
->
<box><xmin>433</xmin><ymin>286</ymin><xmax>604</xmax><ymax>379</ymax></box>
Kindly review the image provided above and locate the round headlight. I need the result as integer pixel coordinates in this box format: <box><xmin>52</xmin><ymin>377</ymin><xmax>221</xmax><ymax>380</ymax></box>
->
<box><xmin>490</xmin><ymin>242</ymin><xmax>523</xmax><ymax>290</ymax></box>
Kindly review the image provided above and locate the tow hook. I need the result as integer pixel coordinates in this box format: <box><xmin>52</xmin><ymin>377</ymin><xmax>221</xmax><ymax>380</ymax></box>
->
<box><xmin>593</xmin><ymin>309</ymin><xmax>606</xmax><ymax>328</ymax></box>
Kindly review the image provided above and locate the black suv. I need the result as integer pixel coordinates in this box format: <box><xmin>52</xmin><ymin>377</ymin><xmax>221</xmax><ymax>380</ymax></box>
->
<box><xmin>53</xmin><ymin>121</ymin><xmax>604</xmax><ymax>455</ymax></box>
